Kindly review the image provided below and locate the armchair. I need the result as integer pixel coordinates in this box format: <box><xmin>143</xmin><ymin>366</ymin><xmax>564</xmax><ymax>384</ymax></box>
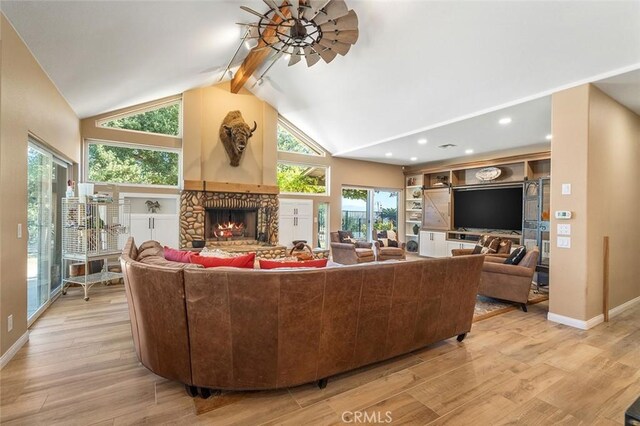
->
<box><xmin>329</xmin><ymin>231</ymin><xmax>375</xmax><ymax>265</ymax></box>
<box><xmin>478</xmin><ymin>248</ymin><xmax>540</xmax><ymax>312</ymax></box>
<box><xmin>372</xmin><ymin>230</ymin><xmax>406</xmax><ymax>261</ymax></box>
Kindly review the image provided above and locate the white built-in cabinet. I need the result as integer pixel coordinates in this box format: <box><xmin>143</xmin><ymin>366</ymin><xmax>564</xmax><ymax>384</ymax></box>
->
<box><xmin>278</xmin><ymin>199</ymin><xmax>313</xmax><ymax>249</ymax></box>
<box><xmin>419</xmin><ymin>231</ymin><xmax>448</xmax><ymax>257</ymax></box>
<box><xmin>121</xmin><ymin>193</ymin><xmax>180</xmax><ymax>248</ymax></box>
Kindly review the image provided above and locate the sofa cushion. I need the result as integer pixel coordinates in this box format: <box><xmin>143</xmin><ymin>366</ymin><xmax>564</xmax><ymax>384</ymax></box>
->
<box><xmin>355</xmin><ymin>248</ymin><xmax>375</xmax><ymax>258</ymax></box>
<box><xmin>504</xmin><ymin>246</ymin><xmax>527</xmax><ymax>265</ymax></box>
<box><xmin>138</xmin><ymin>256</ymin><xmax>203</xmax><ymax>269</ymax></box>
<box><xmin>190</xmin><ymin>252</ymin><xmax>256</xmax><ymax>269</ymax></box>
<box><xmin>164</xmin><ymin>246</ymin><xmax>193</xmax><ymax>263</ymax></box>
<box><xmin>259</xmin><ymin>258</ymin><xmax>328</xmax><ymax>269</ymax></box>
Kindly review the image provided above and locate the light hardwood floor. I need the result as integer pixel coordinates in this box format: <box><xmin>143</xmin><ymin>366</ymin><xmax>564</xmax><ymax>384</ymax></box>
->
<box><xmin>1</xmin><ymin>283</ymin><xmax>639</xmax><ymax>425</ymax></box>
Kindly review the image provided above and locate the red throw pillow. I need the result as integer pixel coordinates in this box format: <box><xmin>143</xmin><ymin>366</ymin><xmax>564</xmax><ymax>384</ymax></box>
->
<box><xmin>259</xmin><ymin>258</ymin><xmax>328</xmax><ymax>269</ymax></box>
<box><xmin>163</xmin><ymin>246</ymin><xmax>193</xmax><ymax>263</ymax></box>
<box><xmin>190</xmin><ymin>252</ymin><xmax>256</xmax><ymax>269</ymax></box>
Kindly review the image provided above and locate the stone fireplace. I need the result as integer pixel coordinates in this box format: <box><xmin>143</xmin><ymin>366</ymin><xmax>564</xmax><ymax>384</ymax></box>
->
<box><xmin>180</xmin><ymin>189</ymin><xmax>281</xmax><ymax>255</ymax></box>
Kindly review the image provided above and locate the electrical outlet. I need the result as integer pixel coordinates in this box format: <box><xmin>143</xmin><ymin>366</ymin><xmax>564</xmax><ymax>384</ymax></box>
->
<box><xmin>8</xmin><ymin>315</ymin><xmax>13</xmax><ymax>332</ymax></box>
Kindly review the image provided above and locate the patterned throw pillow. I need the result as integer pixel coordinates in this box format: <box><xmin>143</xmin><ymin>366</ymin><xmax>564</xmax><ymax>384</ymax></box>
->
<box><xmin>473</xmin><ymin>235</ymin><xmax>499</xmax><ymax>254</ymax></box>
<box><xmin>497</xmin><ymin>239</ymin><xmax>512</xmax><ymax>254</ymax></box>
<box><xmin>378</xmin><ymin>238</ymin><xmax>399</xmax><ymax>248</ymax></box>
<box><xmin>338</xmin><ymin>230</ymin><xmax>354</xmax><ymax>243</ymax></box>
<box><xmin>504</xmin><ymin>246</ymin><xmax>527</xmax><ymax>265</ymax></box>
<box><xmin>377</xmin><ymin>230</ymin><xmax>399</xmax><ymax>248</ymax></box>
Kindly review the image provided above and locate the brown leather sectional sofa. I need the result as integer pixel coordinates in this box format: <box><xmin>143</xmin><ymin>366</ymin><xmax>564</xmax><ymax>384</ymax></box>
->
<box><xmin>120</xmin><ymin>238</ymin><xmax>484</xmax><ymax>396</ymax></box>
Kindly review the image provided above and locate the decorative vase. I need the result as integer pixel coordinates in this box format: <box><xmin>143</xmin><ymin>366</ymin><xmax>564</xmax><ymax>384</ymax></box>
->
<box><xmin>413</xmin><ymin>224</ymin><xmax>420</xmax><ymax>235</ymax></box>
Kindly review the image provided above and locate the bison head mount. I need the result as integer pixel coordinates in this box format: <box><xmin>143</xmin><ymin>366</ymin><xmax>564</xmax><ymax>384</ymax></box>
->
<box><xmin>219</xmin><ymin>111</ymin><xmax>257</xmax><ymax>167</ymax></box>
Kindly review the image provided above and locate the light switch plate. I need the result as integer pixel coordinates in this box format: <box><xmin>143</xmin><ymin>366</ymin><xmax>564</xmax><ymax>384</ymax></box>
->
<box><xmin>17</xmin><ymin>223</ymin><xmax>22</xmax><ymax>239</ymax></box>
<box><xmin>557</xmin><ymin>224</ymin><xmax>571</xmax><ymax>236</ymax></box>
<box><xmin>562</xmin><ymin>184</ymin><xmax>571</xmax><ymax>195</ymax></box>
<box><xmin>557</xmin><ymin>236</ymin><xmax>571</xmax><ymax>248</ymax></box>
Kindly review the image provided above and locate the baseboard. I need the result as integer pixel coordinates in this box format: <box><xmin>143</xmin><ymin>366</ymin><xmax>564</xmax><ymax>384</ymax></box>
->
<box><xmin>608</xmin><ymin>295</ymin><xmax>640</xmax><ymax>319</ymax></box>
<box><xmin>0</xmin><ymin>331</ymin><xmax>29</xmax><ymax>369</ymax></box>
<box><xmin>547</xmin><ymin>312</ymin><xmax>604</xmax><ymax>330</ymax></box>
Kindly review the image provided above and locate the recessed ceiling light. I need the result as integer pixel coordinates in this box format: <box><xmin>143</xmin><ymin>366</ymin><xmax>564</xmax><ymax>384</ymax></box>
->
<box><xmin>417</xmin><ymin>138</ymin><xmax>428</xmax><ymax>145</ymax></box>
<box><xmin>465</xmin><ymin>149</ymin><xmax>474</xmax><ymax>154</ymax></box>
<box><xmin>545</xmin><ymin>134</ymin><xmax>552</xmax><ymax>140</ymax></box>
<box><xmin>410</xmin><ymin>157</ymin><xmax>418</xmax><ymax>161</ymax></box>
<box><xmin>499</xmin><ymin>117</ymin><xmax>512</xmax><ymax>125</ymax></box>
<box><xmin>385</xmin><ymin>152</ymin><xmax>393</xmax><ymax>157</ymax></box>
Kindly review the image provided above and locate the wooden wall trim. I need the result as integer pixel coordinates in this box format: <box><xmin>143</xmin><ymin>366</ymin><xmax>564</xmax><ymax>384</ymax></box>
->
<box><xmin>183</xmin><ymin>180</ymin><xmax>280</xmax><ymax>195</ymax></box>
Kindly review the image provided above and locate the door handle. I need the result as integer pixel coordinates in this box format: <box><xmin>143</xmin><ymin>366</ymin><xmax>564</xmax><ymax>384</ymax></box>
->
<box><xmin>152</xmin><ymin>218</ymin><xmax>155</xmax><ymax>229</ymax></box>
<box><xmin>148</xmin><ymin>218</ymin><xmax>151</xmax><ymax>229</ymax></box>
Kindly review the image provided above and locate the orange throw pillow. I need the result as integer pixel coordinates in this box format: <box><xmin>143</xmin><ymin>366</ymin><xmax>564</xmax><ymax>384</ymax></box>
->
<box><xmin>190</xmin><ymin>252</ymin><xmax>255</xmax><ymax>269</ymax></box>
<box><xmin>259</xmin><ymin>258</ymin><xmax>328</xmax><ymax>269</ymax></box>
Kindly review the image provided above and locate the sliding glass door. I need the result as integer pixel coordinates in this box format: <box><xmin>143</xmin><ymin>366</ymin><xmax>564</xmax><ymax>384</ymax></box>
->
<box><xmin>27</xmin><ymin>141</ymin><xmax>68</xmax><ymax>322</ymax></box>
<box><xmin>341</xmin><ymin>187</ymin><xmax>399</xmax><ymax>240</ymax></box>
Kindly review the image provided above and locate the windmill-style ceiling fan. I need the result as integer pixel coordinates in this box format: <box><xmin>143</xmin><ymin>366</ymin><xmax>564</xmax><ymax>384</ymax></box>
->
<box><xmin>223</xmin><ymin>0</ymin><xmax>359</xmax><ymax>93</ymax></box>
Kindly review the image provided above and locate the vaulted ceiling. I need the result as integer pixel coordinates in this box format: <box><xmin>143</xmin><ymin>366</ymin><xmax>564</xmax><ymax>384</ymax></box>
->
<box><xmin>3</xmin><ymin>1</ymin><xmax>639</xmax><ymax>164</ymax></box>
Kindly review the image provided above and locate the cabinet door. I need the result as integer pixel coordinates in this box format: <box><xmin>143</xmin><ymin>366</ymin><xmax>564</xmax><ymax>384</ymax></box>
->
<box><xmin>419</xmin><ymin>231</ymin><xmax>433</xmax><ymax>256</ymax></box>
<box><xmin>130</xmin><ymin>215</ymin><xmax>152</xmax><ymax>246</ymax></box>
<box><xmin>278</xmin><ymin>216</ymin><xmax>296</xmax><ymax>248</ymax></box>
<box><xmin>423</xmin><ymin>189</ymin><xmax>450</xmax><ymax>230</ymax></box>
<box><xmin>151</xmin><ymin>215</ymin><xmax>179</xmax><ymax>248</ymax></box>
<box><xmin>446</xmin><ymin>242</ymin><xmax>462</xmax><ymax>256</ymax></box>
<box><xmin>294</xmin><ymin>216</ymin><xmax>314</xmax><ymax>244</ymax></box>
<box><xmin>433</xmin><ymin>232</ymin><xmax>448</xmax><ymax>257</ymax></box>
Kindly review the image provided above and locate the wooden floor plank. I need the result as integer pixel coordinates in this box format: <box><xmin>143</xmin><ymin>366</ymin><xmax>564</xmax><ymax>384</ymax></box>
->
<box><xmin>1</xmin><ymin>284</ymin><xmax>639</xmax><ymax>424</ymax></box>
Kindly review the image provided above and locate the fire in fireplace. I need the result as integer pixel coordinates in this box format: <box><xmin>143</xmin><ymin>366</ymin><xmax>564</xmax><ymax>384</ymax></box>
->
<box><xmin>205</xmin><ymin>208</ymin><xmax>258</xmax><ymax>240</ymax></box>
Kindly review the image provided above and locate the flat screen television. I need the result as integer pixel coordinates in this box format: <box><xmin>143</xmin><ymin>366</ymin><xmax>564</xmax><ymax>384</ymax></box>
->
<box><xmin>453</xmin><ymin>187</ymin><xmax>523</xmax><ymax>231</ymax></box>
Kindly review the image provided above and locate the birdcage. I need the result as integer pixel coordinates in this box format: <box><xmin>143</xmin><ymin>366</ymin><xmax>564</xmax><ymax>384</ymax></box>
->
<box><xmin>61</xmin><ymin>198</ymin><xmax>130</xmax><ymax>300</ymax></box>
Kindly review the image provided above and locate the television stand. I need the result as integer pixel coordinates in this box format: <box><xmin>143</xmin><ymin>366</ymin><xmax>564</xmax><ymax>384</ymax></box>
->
<box><xmin>446</xmin><ymin>230</ymin><xmax>523</xmax><ymax>245</ymax></box>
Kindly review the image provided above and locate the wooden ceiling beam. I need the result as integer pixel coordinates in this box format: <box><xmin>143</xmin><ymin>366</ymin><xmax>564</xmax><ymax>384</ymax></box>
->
<box><xmin>230</xmin><ymin>3</ymin><xmax>292</xmax><ymax>94</ymax></box>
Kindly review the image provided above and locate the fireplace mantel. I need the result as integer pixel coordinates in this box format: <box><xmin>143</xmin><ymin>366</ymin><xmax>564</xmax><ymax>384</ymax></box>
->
<box><xmin>183</xmin><ymin>180</ymin><xmax>279</xmax><ymax>195</ymax></box>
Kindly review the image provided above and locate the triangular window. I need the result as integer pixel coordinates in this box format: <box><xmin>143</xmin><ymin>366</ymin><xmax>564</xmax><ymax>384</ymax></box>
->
<box><xmin>97</xmin><ymin>101</ymin><xmax>181</xmax><ymax>137</ymax></box>
<box><xmin>277</xmin><ymin>118</ymin><xmax>325</xmax><ymax>156</ymax></box>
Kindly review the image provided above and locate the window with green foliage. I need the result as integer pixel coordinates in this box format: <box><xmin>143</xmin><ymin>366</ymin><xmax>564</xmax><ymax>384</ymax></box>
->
<box><xmin>87</xmin><ymin>141</ymin><xmax>180</xmax><ymax>186</ymax></box>
<box><xmin>277</xmin><ymin>121</ymin><xmax>324</xmax><ymax>156</ymax></box>
<box><xmin>98</xmin><ymin>101</ymin><xmax>181</xmax><ymax>136</ymax></box>
<box><xmin>277</xmin><ymin>162</ymin><xmax>328</xmax><ymax>195</ymax></box>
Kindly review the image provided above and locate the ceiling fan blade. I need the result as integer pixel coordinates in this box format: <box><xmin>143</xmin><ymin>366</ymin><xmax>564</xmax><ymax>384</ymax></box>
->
<box><xmin>306</xmin><ymin>0</ymin><xmax>331</xmax><ymax>20</ymax></box>
<box><xmin>288</xmin><ymin>47</ymin><xmax>302</xmax><ymax>66</ymax></box>
<box><xmin>313</xmin><ymin>0</ymin><xmax>348</xmax><ymax>25</ymax></box>
<box><xmin>322</xmin><ymin>29</ymin><xmax>358</xmax><ymax>44</ymax></box>
<box><xmin>316</xmin><ymin>47</ymin><xmax>337</xmax><ymax>63</ymax></box>
<box><xmin>318</xmin><ymin>9</ymin><xmax>358</xmax><ymax>32</ymax></box>
<box><xmin>263</xmin><ymin>0</ymin><xmax>287</xmax><ymax>20</ymax></box>
<box><xmin>288</xmin><ymin>0</ymin><xmax>299</xmax><ymax>19</ymax></box>
<box><xmin>240</xmin><ymin>5</ymin><xmax>272</xmax><ymax>22</ymax></box>
<box><xmin>303</xmin><ymin>46</ymin><xmax>321</xmax><ymax>67</ymax></box>
<box><xmin>317</xmin><ymin>38</ymin><xmax>351</xmax><ymax>55</ymax></box>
